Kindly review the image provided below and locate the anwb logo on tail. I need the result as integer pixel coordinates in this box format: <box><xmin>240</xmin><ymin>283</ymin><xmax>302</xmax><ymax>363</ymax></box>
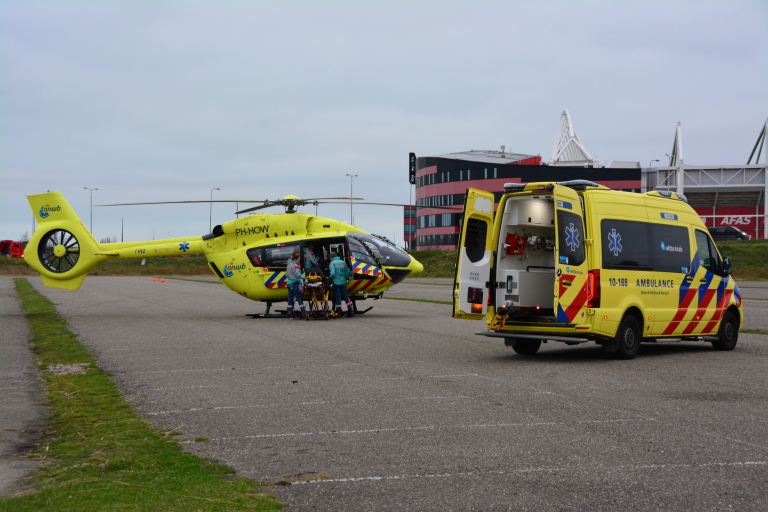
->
<box><xmin>38</xmin><ymin>204</ymin><xmax>61</xmax><ymax>218</ymax></box>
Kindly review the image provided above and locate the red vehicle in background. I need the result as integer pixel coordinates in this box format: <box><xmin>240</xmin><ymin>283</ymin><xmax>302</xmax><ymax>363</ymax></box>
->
<box><xmin>0</xmin><ymin>240</ymin><xmax>28</xmax><ymax>258</ymax></box>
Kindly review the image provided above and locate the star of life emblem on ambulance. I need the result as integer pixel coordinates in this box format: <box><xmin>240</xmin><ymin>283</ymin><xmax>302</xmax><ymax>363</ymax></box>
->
<box><xmin>565</xmin><ymin>223</ymin><xmax>580</xmax><ymax>252</ymax></box>
<box><xmin>608</xmin><ymin>229</ymin><xmax>622</xmax><ymax>256</ymax></box>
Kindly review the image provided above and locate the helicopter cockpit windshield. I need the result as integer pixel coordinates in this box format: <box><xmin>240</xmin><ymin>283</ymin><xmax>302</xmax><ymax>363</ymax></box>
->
<box><xmin>350</xmin><ymin>234</ymin><xmax>411</xmax><ymax>268</ymax></box>
<box><xmin>347</xmin><ymin>238</ymin><xmax>377</xmax><ymax>266</ymax></box>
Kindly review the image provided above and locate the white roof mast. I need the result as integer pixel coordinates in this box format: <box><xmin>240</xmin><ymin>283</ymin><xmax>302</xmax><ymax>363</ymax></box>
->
<box><xmin>747</xmin><ymin>118</ymin><xmax>767</xmax><ymax>165</ymax></box>
<box><xmin>669</xmin><ymin>121</ymin><xmax>685</xmax><ymax>196</ymax></box>
<box><xmin>549</xmin><ymin>110</ymin><xmax>599</xmax><ymax>167</ymax></box>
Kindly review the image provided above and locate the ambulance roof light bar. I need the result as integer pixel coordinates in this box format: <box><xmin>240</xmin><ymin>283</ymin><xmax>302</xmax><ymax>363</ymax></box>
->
<box><xmin>644</xmin><ymin>190</ymin><xmax>689</xmax><ymax>203</ymax></box>
<box><xmin>556</xmin><ymin>180</ymin><xmax>601</xmax><ymax>190</ymax></box>
<box><xmin>504</xmin><ymin>180</ymin><xmax>605</xmax><ymax>193</ymax></box>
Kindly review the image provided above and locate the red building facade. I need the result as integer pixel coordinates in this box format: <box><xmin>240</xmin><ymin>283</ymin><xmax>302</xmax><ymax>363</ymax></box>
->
<box><xmin>693</xmin><ymin>206</ymin><xmax>766</xmax><ymax>240</ymax></box>
<box><xmin>410</xmin><ymin>152</ymin><xmax>642</xmax><ymax>250</ymax></box>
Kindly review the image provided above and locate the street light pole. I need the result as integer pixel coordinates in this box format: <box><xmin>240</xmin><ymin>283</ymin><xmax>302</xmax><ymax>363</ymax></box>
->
<box><xmin>210</xmin><ymin>188</ymin><xmax>220</xmax><ymax>232</ymax></box>
<box><xmin>84</xmin><ymin>187</ymin><xmax>98</xmax><ymax>233</ymax></box>
<box><xmin>649</xmin><ymin>159</ymin><xmax>660</xmax><ymax>169</ymax></box>
<box><xmin>345</xmin><ymin>174</ymin><xmax>358</xmax><ymax>225</ymax></box>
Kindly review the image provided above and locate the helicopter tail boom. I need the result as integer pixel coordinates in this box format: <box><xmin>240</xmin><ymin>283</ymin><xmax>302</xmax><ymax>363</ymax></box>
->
<box><xmin>26</xmin><ymin>192</ymin><xmax>204</xmax><ymax>290</ymax></box>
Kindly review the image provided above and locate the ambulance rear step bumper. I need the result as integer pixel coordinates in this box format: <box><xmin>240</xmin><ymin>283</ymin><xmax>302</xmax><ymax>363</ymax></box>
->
<box><xmin>475</xmin><ymin>332</ymin><xmax>589</xmax><ymax>344</ymax></box>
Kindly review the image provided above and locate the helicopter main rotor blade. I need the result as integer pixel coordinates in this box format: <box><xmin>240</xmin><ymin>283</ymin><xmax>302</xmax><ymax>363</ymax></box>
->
<box><xmin>316</xmin><ymin>201</ymin><xmax>464</xmax><ymax>210</ymax></box>
<box><xmin>300</xmin><ymin>197</ymin><xmax>364</xmax><ymax>201</ymax></box>
<box><xmin>97</xmin><ymin>200</ymin><xmax>270</xmax><ymax>207</ymax></box>
<box><xmin>234</xmin><ymin>197</ymin><xmax>366</xmax><ymax>215</ymax></box>
<box><xmin>99</xmin><ymin>197</ymin><xmax>364</xmax><ymax>208</ymax></box>
<box><xmin>235</xmin><ymin>203</ymin><xmax>279</xmax><ymax>215</ymax></box>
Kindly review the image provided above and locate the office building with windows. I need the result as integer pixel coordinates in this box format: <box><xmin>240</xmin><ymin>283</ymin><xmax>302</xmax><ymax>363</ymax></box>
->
<box><xmin>411</xmin><ymin>150</ymin><xmax>641</xmax><ymax>250</ymax></box>
<box><xmin>405</xmin><ymin>112</ymin><xmax>767</xmax><ymax>250</ymax></box>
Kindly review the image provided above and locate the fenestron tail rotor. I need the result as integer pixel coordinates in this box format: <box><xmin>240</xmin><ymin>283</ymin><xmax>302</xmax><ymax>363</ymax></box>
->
<box><xmin>38</xmin><ymin>229</ymin><xmax>80</xmax><ymax>273</ymax></box>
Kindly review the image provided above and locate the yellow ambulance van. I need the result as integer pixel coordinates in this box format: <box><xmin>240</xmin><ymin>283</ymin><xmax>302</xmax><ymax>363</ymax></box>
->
<box><xmin>453</xmin><ymin>180</ymin><xmax>743</xmax><ymax>359</ymax></box>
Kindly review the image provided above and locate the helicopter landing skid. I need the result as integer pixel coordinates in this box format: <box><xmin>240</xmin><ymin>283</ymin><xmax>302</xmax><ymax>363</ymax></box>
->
<box><xmin>350</xmin><ymin>294</ymin><xmax>381</xmax><ymax>315</ymax></box>
<box><xmin>246</xmin><ymin>301</ymin><xmax>298</xmax><ymax>319</ymax></box>
<box><xmin>352</xmin><ymin>304</ymin><xmax>373</xmax><ymax>315</ymax></box>
<box><xmin>248</xmin><ymin>294</ymin><xmax>380</xmax><ymax>318</ymax></box>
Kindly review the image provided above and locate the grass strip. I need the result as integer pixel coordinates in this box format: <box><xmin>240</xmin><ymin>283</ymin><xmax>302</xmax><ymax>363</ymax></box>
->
<box><xmin>383</xmin><ymin>296</ymin><xmax>453</xmax><ymax>305</ymax></box>
<box><xmin>1</xmin><ymin>278</ymin><xmax>283</xmax><ymax>512</ymax></box>
<box><xmin>743</xmin><ymin>297</ymin><xmax>768</xmax><ymax>301</ymax></box>
<box><xmin>740</xmin><ymin>329</ymin><xmax>768</xmax><ymax>336</ymax></box>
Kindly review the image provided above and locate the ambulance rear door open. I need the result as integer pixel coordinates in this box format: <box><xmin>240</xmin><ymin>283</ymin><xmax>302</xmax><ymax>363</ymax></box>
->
<box><xmin>552</xmin><ymin>185</ymin><xmax>590</xmax><ymax>326</ymax></box>
<box><xmin>453</xmin><ymin>189</ymin><xmax>495</xmax><ymax>319</ymax></box>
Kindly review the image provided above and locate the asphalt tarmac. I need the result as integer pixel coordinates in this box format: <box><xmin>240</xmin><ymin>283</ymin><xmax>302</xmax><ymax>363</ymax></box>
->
<box><xmin>4</xmin><ymin>275</ymin><xmax>768</xmax><ymax>510</ymax></box>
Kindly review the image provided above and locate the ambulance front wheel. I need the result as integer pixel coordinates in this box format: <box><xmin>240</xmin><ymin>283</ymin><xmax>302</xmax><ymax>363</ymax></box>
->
<box><xmin>615</xmin><ymin>315</ymin><xmax>641</xmax><ymax>360</ymax></box>
<box><xmin>712</xmin><ymin>311</ymin><xmax>739</xmax><ymax>351</ymax></box>
<box><xmin>512</xmin><ymin>339</ymin><xmax>542</xmax><ymax>355</ymax></box>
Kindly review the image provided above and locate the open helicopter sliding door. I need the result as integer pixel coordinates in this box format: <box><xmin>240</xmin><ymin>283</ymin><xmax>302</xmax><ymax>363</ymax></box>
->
<box><xmin>552</xmin><ymin>185</ymin><xmax>589</xmax><ymax>326</ymax></box>
<box><xmin>346</xmin><ymin>236</ymin><xmax>385</xmax><ymax>299</ymax></box>
<box><xmin>453</xmin><ymin>189</ymin><xmax>495</xmax><ymax>320</ymax></box>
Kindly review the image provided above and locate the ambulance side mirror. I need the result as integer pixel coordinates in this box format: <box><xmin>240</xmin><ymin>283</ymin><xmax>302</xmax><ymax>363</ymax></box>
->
<box><xmin>722</xmin><ymin>257</ymin><xmax>732</xmax><ymax>276</ymax></box>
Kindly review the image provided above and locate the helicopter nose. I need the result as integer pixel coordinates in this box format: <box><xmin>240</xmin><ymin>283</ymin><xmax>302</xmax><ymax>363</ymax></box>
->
<box><xmin>407</xmin><ymin>254</ymin><xmax>424</xmax><ymax>276</ymax></box>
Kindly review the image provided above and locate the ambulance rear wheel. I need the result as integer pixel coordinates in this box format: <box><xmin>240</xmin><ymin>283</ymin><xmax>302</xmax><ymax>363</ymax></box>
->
<box><xmin>512</xmin><ymin>339</ymin><xmax>541</xmax><ymax>355</ymax></box>
<box><xmin>615</xmin><ymin>315</ymin><xmax>640</xmax><ymax>360</ymax></box>
<box><xmin>712</xmin><ymin>311</ymin><xmax>738</xmax><ymax>351</ymax></box>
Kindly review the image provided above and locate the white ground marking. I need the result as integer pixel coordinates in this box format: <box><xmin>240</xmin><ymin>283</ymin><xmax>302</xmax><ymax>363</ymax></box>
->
<box><xmin>148</xmin><ymin>375</ymin><xmax>409</xmax><ymax>391</ymax></box>
<box><xmin>144</xmin><ymin>395</ymin><xmax>473</xmax><ymax>415</ymax></box>
<box><xmin>469</xmin><ymin>372</ymin><xmax>768</xmax><ymax>451</ymax></box>
<box><xmin>279</xmin><ymin>461</ymin><xmax>768</xmax><ymax>485</ymax></box>
<box><xmin>129</xmin><ymin>361</ymin><xmax>427</xmax><ymax>375</ymax></box>
<box><xmin>186</xmin><ymin>418</ymin><xmax>642</xmax><ymax>443</ymax></box>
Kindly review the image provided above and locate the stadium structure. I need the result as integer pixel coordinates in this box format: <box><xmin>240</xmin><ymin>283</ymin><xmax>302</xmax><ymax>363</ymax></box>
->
<box><xmin>405</xmin><ymin>112</ymin><xmax>767</xmax><ymax>250</ymax></box>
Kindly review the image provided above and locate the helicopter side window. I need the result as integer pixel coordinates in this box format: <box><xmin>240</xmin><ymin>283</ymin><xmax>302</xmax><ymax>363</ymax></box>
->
<box><xmin>261</xmin><ymin>244</ymin><xmax>300</xmax><ymax>268</ymax></box>
<box><xmin>247</xmin><ymin>247</ymin><xmax>264</xmax><ymax>266</ymax></box>
<box><xmin>329</xmin><ymin>243</ymin><xmax>346</xmax><ymax>260</ymax></box>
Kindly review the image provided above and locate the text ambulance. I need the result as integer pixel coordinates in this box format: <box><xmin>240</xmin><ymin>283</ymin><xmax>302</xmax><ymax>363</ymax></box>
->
<box><xmin>453</xmin><ymin>180</ymin><xmax>743</xmax><ymax>359</ymax></box>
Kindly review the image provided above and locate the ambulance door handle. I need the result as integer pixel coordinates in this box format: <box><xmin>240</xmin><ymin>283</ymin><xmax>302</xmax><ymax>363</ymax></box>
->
<box><xmin>562</xmin><ymin>281</ymin><xmax>572</xmax><ymax>287</ymax></box>
<box><xmin>699</xmin><ymin>278</ymin><xmax>707</xmax><ymax>283</ymax></box>
<box><xmin>685</xmin><ymin>277</ymin><xmax>694</xmax><ymax>283</ymax></box>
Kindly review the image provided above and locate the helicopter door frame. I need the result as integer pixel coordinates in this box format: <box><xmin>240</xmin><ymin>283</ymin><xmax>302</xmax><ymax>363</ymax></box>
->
<box><xmin>347</xmin><ymin>236</ymin><xmax>382</xmax><ymax>281</ymax></box>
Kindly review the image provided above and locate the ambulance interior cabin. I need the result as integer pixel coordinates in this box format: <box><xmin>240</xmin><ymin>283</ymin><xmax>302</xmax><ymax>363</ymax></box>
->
<box><xmin>495</xmin><ymin>194</ymin><xmax>557</xmax><ymax>315</ymax></box>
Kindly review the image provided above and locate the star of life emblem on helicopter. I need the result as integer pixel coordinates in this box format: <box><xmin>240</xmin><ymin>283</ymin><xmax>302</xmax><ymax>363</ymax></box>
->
<box><xmin>179</xmin><ymin>241</ymin><xmax>190</xmax><ymax>252</ymax></box>
<box><xmin>565</xmin><ymin>223</ymin><xmax>580</xmax><ymax>252</ymax></box>
<box><xmin>608</xmin><ymin>229</ymin><xmax>622</xmax><ymax>256</ymax></box>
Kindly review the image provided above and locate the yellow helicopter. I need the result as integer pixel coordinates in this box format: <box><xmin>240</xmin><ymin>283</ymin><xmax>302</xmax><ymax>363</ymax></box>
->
<box><xmin>24</xmin><ymin>192</ymin><xmax>425</xmax><ymax>317</ymax></box>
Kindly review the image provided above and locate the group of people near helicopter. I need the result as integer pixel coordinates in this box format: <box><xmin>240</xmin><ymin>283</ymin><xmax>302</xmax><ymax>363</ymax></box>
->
<box><xmin>285</xmin><ymin>242</ymin><xmax>355</xmax><ymax>318</ymax></box>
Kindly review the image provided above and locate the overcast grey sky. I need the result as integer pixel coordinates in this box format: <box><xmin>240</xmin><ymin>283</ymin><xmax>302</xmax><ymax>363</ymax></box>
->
<box><xmin>2</xmin><ymin>1</ymin><xmax>766</xmax><ymax>245</ymax></box>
